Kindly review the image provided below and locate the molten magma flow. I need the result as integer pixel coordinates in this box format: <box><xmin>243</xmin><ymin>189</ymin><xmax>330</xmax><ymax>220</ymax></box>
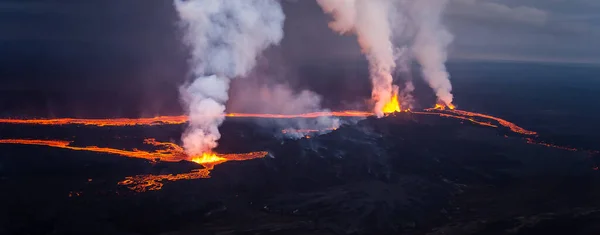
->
<box><xmin>525</xmin><ymin>138</ymin><xmax>578</xmax><ymax>152</ymax></box>
<box><xmin>0</xmin><ymin>108</ymin><xmax>536</xmax><ymax>136</ymax></box>
<box><xmin>411</xmin><ymin>111</ymin><xmax>498</xmax><ymax>128</ymax></box>
<box><xmin>191</xmin><ymin>153</ymin><xmax>227</xmax><ymax>166</ymax></box>
<box><xmin>120</xmin><ymin>151</ymin><xmax>267</xmax><ymax>192</ymax></box>
<box><xmin>0</xmin><ymin>112</ymin><xmax>372</xmax><ymax>126</ymax></box>
<box><xmin>433</xmin><ymin>103</ymin><xmax>456</xmax><ymax>110</ymax></box>
<box><xmin>0</xmin><ymin>138</ymin><xmax>268</xmax><ymax>192</ymax></box>
<box><xmin>429</xmin><ymin>108</ymin><xmax>538</xmax><ymax>135</ymax></box>
<box><xmin>0</xmin><ymin>116</ymin><xmax>188</xmax><ymax>126</ymax></box>
<box><xmin>0</xmin><ymin>138</ymin><xmax>183</xmax><ymax>162</ymax></box>
<box><xmin>0</xmin><ymin>105</ymin><xmax>591</xmax><ymax>192</ymax></box>
<box><xmin>382</xmin><ymin>93</ymin><xmax>403</xmax><ymax>114</ymax></box>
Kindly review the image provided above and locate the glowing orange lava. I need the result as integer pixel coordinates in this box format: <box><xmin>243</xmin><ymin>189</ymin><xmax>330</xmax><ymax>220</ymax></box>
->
<box><xmin>525</xmin><ymin>138</ymin><xmax>578</xmax><ymax>152</ymax></box>
<box><xmin>444</xmin><ymin>109</ymin><xmax>537</xmax><ymax>135</ymax></box>
<box><xmin>382</xmin><ymin>93</ymin><xmax>402</xmax><ymax>114</ymax></box>
<box><xmin>0</xmin><ymin>138</ymin><xmax>183</xmax><ymax>162</ymax></box>
<box><xmin>423</xmin><ymin>108</ymin><xmax>537</xmax><ymax>136</ymax></box>
<box><xmin>0</xmin><ymin>112</ymin><xmax>373</xmax><ymax>127</ymax></box>
<box><xmin>0</xmin><ymin>108</ymin><xmax>536</xmax><ymax>137</ymax></box>
<box><xmin>0</xmin><ymin>116</ymin><xmax>188</xmax><ymax>126</ymax></box>
<box><xmin>191</xmin><ymin>152</ymin><xmax>227</xmax><ymax>166</ymax></box>
<box><xmin>0</xmin><ymin>138</ymin><xmax>268</xmax><ymax>192</ymax></box>
<box><xmin>411</xmin><ymin>111</ymin><xmax>498</xmax><ymax>128</ymax></box>
<box><xmin>1</xmin><ymin>105</ymin><xmax>596</xmax><ymax>192</ymax></box>
<box><xmin>433</xmin><ymin>102</ymin><xmax>456</xmax><ymax>110</ymax></box>
<box><xmin>119</xmin><ymin>151</ymin><xmax>267</xmax><ymax>192</ymax></box>
<box><xmin>118</xmin><ymin>169</ymin><xmax>212</xmax><ymax>192</ymax></box>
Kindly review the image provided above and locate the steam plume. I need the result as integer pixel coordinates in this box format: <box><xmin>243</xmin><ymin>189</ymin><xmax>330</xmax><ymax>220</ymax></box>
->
<box><xmin>394</xmin><ymin>46</ymin><xmax>415</xmax><ymax>109</ymax></box>
<box><xmin>175</xmin><ymin>0</ymin><xmax>285</xmax><ymax>156</ymax></box>
<box><xmin>409</xmin><ymin>0</ymin><xmax>454</xmax><ymax>106</ymax></box>
<box><xmin>317</xmin><ymin>0</ymin><xmax>399</xmax><ymax>117</ymax></box>
<box><xmin>229</xmin><ymin>81</ymin><xmax>340</xmax><ymax>139</ymax></box>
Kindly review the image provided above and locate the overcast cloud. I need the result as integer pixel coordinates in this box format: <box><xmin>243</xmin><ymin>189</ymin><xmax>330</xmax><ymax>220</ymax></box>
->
<box><xmin>445</xmin><ymin>0</ymin><xmax>600</xmax><ymax>63</ymax></box>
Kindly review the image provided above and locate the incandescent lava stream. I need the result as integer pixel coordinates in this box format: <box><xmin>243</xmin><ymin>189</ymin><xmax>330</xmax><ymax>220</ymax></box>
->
<box><xmin>0</xmin><ymin>138</ymin><xmax>268</xmax><ymax>192</ymax></box>
<box><xmin>0</xmin><ymin>111</ymin><xmax>373</xmax><ymax>127</ymax></box>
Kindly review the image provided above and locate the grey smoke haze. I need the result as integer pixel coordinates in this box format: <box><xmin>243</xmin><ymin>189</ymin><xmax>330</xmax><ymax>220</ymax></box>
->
<box><xmin>227</xmin><ymin>48</ymin><xmax>341</xmax><ymax>139</ymax></box>
<box><xmin>229</xmin><ymin>81</ymin><xmax>340</xmax><ymax>138</ymax></box>
<box><xmin>175</xmin><ymin>0</ymin><xmax>285</xmax><ymax>156</ymax></box>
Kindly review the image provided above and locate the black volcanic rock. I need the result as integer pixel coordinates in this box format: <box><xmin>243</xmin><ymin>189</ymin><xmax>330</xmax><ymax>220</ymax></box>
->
<box><xmin>0</xmin><ymin>113</ymin><xmax>598</xmax><ymax>235</ymax></box>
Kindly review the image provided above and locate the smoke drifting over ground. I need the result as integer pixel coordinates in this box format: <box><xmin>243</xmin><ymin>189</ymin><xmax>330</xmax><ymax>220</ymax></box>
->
<box><xmin>229</xmin><ymin>79</ymin><xmax>340</xmax><ymax>138</ymax></box>
<box><xmin>175</xmin><ymin>0</ymin><xmax>285</xmax><ymax>156</ymax></box>
<box><xmin>316</xmin><ymin>0</ymin><xmax>455</xmax><ymax>111</ymax></box>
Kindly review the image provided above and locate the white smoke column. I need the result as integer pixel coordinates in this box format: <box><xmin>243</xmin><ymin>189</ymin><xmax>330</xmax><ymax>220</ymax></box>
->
<box><xmin>410</xmin><ymin>0</ymin><xmax>454</xmax><ymax>106</ymax></box>
<box><xmin>317</xmin><ymin>0</ymin><xmax>398</xmax><ymax>117</ymax></box>
<box><xmin>175</xmin><ymin>0</ymin><xmax>284</xmax><ymax>156</ymax></box>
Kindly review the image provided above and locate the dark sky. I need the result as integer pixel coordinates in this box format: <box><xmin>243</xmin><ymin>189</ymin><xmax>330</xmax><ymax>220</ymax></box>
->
<box><xmin>0</xmin><ymin>0</ymin><xmax>597</xmax><ymax>117</ymax></box>
<box><xmin>0</xmin><ymin>0</ymin><xmax>368</xmax><ymax>117</ymax></box>
<box><xmin>0</xmin><ymin>1</ymin><xmax>186</xmax><ymax>89</ymax></box>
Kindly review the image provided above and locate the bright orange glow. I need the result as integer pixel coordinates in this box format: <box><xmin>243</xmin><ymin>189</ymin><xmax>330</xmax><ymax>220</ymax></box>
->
<box><xmin>0</xmin><ymin>116</ymin><xmax>188</xmax><ymax>126</ymax></box>
<box><xmin>0</xmin><ymin>138</ymin><xmax>184</xmax><ymax>162</ymax></box>
<box><xmin>120</xmin><ymin>151</ymin><xmax>267</xmax><ymax>192</ymax></box>
<box><xmin>525</xmin><ymin>138</ymin><xmax>578</xmax><ymax>151</ymax></box>
<box><xmin>411</xmin><ymin>111</ymin><xmax>498</xmax><ymax>128</ymax></box>
<box><xmin>191</xmin><ymin>152</ymin><xmax>227</xmax><ymax>165</ymax></box>
<box><xmin>118</xmin><ymin>169</ymin><xmax>211</xmax><ymax>192</ymax></box>
<box><xmin>382</xmin><ymin>93</ymin><xmax>401</xmax><ymax>114</ymax></box>
<box><xmin>0</xmin><ymin>138</ymin><xmax>268</xmax><ymax>192</ymax></box>
<box><xmin>443</xmin><ymin>109</ymin><xmax>537</xmax><ymax>135</ymax></box>
<box><xmin>0</xmin><ymin>108</ymin><xmax>536</xmax><ymax>136</ymax></box>
<box><xmin>2</xmin><ymin>106</ymin><xmax>594</xmax><ymax>191</ymax></box>
<box><xmin>0</xmin><ymin>112</ymin><xmax>373</xmax><ymax>126</ymax></box>
<box><xmin>433</xmin><ymin>103</ymin><xmax>455</xmax><ymax>110</ymax></box>
<box><xmin>423</xmin><ymin>107</ymin><xmax>537</xmax><ymax>136</ymax></box>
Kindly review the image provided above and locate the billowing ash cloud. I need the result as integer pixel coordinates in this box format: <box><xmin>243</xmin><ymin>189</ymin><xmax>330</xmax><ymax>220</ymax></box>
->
<box><xmin>409</xmin><ymin>0</ymin><xmax>454</xmax><ymax>106</ymax></box>
<box><xmin>174</xmin><ymin>0</ymin><xmax>284</xmax><ymax>156</ymax></box>
<box><xmin>316</xmin><ymin>0</ymin><xmax>399</xmax><ymax>117</ymax></box>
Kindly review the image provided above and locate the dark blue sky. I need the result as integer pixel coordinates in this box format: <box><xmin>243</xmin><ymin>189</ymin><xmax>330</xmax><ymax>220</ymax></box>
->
<box><xmin>0</xmin><ymin>0</ymin><xmax>597</xmax><ymax>117</ymax></box>
<box><xmin>1</xmin><ymin>0</ymin><xmax>598</xmax><ymax>90</ymax></box>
